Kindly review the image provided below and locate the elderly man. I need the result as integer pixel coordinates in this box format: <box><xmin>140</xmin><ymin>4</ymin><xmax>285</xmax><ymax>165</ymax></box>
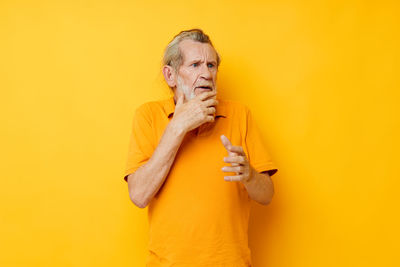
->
<box><xmin>124</xmin><ymin>29</ymin><xmax>278</xmax><ymax>266</ymax></box>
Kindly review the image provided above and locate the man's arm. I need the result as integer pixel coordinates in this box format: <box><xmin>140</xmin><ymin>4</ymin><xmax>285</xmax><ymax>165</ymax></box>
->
<box><xmin>127</xmin><ymin>91</ymin><xmax>218</xmax><ymax>208</ymax></box>
<box><xmin>221</xmin><ymin>135</ymin><xmax>275</xmax><ymax>205</ymax></box>
<box><xmin>242</xmin><ymin>169</ymin><xmax>274</xmax><ymax>205</ymax></box>
<box><xmin>126</xmin><ymin>120</ymin><xmax>186</xmax><ymax>208</ymax></box>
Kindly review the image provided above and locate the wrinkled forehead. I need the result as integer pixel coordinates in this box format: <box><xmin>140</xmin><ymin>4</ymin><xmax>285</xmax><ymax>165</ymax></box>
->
<box><xmin>179</xmin><ymin>39</ymin><xmax>218</xmax><ymax>63</ymax></box>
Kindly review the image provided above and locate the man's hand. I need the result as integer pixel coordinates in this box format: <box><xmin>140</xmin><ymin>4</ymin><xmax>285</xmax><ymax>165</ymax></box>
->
<box><xmin>220</xmin><ymin>135</ymin><xmax>253</xmax><ymax>183</ymax></box>
<box><xmin>171</xmin><ymin>91</ymin><xmax>218</xmax><ymax>134</ymax></box>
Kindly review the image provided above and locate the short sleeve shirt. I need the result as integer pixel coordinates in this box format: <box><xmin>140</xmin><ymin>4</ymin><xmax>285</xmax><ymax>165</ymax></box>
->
<box><xmin>124</xmin><ymin>96</ymin><xmax>278</xmax><ymax>266</ymax></box>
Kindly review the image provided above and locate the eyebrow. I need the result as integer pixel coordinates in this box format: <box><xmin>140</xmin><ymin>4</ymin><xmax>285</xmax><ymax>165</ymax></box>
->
<box><xmin>188</xmin><ymin>59</ymin><xmax>217</xmax><ymax>65</ymax></box>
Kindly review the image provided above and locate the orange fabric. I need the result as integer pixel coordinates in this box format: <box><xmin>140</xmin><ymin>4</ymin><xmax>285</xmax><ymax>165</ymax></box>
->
<box><xmin>124</xmin><ymin>96</ymin><xmax>278</xmax><ymax>266</ymax></box>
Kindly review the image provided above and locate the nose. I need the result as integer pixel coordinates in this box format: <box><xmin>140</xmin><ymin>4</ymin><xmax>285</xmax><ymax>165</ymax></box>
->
<box><xmin>199</xmin><ymin>63</ymin><xmax>212</xmax><ymax>80</ymax></box>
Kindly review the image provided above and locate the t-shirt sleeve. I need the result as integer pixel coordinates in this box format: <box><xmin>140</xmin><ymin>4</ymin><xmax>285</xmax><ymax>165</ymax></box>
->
<box><xmin>123</xmin><ymin>104</ymin><xmax>155</xmax><ymax>182</ymax></box>
<box><xmin>244</xmin><ymin>106</ymin><xmax>278</xmax><ymax>177</ymax></box>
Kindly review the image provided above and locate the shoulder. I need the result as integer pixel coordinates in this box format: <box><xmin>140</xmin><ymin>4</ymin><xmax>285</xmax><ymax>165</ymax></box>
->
<box><xmin>134</xmin><ymin>98</ymin><xmax>170</xmax><ymax>117</ymax></box>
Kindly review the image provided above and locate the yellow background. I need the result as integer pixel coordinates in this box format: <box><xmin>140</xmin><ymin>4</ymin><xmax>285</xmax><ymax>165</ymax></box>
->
<box><xmin>1</xmin><ymin>0</ymin><xmax>399</xmax><ymax>266</ymax></box>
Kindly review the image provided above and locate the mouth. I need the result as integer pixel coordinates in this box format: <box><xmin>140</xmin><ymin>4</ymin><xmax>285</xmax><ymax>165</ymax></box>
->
<box><xmin>195</xmin><ymin>86</ymin><xmax>213</xmax><ymax>91</ymax></box>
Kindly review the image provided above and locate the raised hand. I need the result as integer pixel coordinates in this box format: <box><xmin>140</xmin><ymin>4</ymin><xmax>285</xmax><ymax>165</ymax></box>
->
<box><xmin>171</xmin><ymin>91</ymin><xmax>218</xmax><ymax>133</ymax></box>
<box><xmin>220</xmin><ymin>135</ymin><xmax>252</xmax><ymax>183</ymax></box>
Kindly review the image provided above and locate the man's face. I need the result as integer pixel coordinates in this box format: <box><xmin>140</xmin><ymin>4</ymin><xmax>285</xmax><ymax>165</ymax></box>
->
<box><xmin>175</xmin><ymin>39</ymin><xmax>218</xmax><ymax>100</ymax></box>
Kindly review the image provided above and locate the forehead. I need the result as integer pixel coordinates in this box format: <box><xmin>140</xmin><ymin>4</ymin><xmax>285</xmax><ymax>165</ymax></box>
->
<box><xmin>179</xmin><ymin>39</ymin><xmax>217</xmax><ymax>62</ymax></box>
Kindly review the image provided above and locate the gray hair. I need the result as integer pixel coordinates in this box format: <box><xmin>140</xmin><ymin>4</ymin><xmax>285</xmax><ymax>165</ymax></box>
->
<box><xmin>163</xmin><ymin>29</ymin><xmax>221</xmax><ymax>72</ymax></box>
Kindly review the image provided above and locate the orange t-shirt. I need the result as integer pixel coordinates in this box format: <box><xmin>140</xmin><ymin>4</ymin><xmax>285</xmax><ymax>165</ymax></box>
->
<box><xmin>124</xmin><ymin>96</ymin><xmax>278</xmax><ymax>267</ymax></box>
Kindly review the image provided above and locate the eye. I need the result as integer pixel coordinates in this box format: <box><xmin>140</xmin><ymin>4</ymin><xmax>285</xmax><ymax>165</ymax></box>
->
<box><xmin>192</xmin><ymin>63</ymin><xmax>199</xmax><ymax>67</ymax></box>
<box><xmin>207</xmin><ymin>63</ymin><xmax>215</xmax><ymax>68</ymax></box>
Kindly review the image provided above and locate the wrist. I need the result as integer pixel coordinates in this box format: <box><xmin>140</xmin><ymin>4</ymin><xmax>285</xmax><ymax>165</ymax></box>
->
<box><xmin>169</xmin><ymin>119</ymin><xmax>187</xmax><ymax>137</ymax></box>
<box><xmin>243</xmin><ymin>166</ymin><xmax>256</xmax><ymax>185</ymax></box>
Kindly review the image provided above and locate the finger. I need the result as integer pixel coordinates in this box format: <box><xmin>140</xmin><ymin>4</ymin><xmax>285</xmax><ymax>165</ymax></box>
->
<box><xmin>220</xmin><ymin>135</ymin><xmax>245</xmax><ymax>155</ymax></box>
<box><xmin>206</xmin><ymin>107</ymin><xmax>216</xmax><ymax>115</ymax></box>
<box><xmin>206</xmin><ymin>115</ymin><xmax>215</xmax><ymax>122</ymax></box>
<box><xmin>221</xmin><ymin>166</ymin><xmax>244</xmax><ymax>173</ymax></box>
<box><xmin>197</xmin><ymin>90</ymin><xmax>217</xmax><ymax>101</ymax></box>
<box><xmin>224</xmin><ymin>175</ymin><xmax>244</xmax><ymax>182</ymax></box>
<box><xmin>223</xmin><ymin>156</ymin><xmax>246</xmax><ymax>164</ymax></box>
<box><xmin>202</xmin><ymin>98</ymin><xmax>218</xmax><ymax>107</ymax></box>
<box><xmin>220</xmin><ymin>135</ymin><xmax>239</xmax><ymax>167</ymax></box>
<box><xmin>220</xmin><ymin>134</ymin><xmax>233</xmax><ymax>152</ymax></box>
<box><xmin>228</xmin><ymin>145</ymin><xmax>245</xmax><ymax>155</ymax></box>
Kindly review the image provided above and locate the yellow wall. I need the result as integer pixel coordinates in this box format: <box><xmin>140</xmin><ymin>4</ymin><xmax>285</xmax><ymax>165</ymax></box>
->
<box><xmin>1</xmin><ymin>0</ymin><xmax>399</xmax><ymax>266</ymax></box>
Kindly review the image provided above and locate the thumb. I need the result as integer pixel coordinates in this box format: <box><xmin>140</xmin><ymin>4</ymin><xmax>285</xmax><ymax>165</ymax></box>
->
<box><xmin>220</xmin><ymin>135</ymin><xmax>234</xmax><ymax>153</ymax></box>
<box><xmin>221</xmin><ymin>135</ymin><xmax>238</xmax><ymax>168</ymax></box>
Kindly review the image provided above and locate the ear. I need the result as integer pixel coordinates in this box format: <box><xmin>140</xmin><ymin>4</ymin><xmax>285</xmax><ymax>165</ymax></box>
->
<box><xmin>162</xmin><ymin>65</ymin><xmax>177</xmax><ymax>88</ymax></box>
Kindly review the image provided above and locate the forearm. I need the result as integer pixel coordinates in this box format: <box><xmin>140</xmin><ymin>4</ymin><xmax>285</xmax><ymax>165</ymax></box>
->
<box><xmin>242</xmin><ymin>166</ymin><xmax>274</xmax><ymax>205</ymax></box>
<box><xmin>128</xmin><ymin>121</ymin><xmax>186</xmax><ymax>208</ymax></box>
